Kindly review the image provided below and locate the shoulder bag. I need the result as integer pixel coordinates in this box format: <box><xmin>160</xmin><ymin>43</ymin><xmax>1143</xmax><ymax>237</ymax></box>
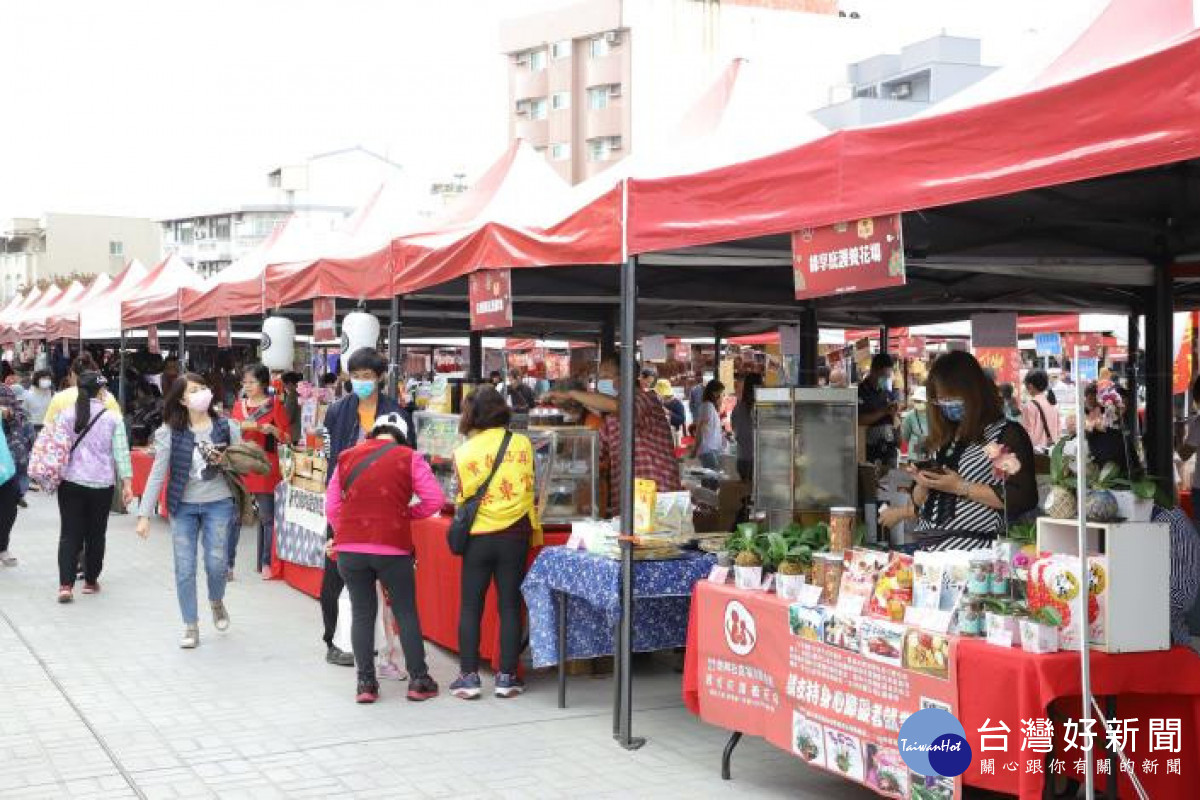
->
<box><xmin>29</xmin><ymin>409</ymin><xmax>107</xmax><ymax>493</ymax></box>
<box><xmin>447</xmin><ymin>431</ymin><xmax>512</xmax><ymax>556</ymax></box>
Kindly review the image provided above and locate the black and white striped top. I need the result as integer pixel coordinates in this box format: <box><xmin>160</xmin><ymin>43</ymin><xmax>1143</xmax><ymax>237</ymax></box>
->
<box><xmin>915</xmin><ymin>420</ymin><xmax>1008</xmax><ymax>534</ymax></box>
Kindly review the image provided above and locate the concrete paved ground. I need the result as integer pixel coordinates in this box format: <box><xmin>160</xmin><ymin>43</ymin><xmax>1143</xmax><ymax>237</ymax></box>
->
<box><xmin>0</xmin><ymin>491</ymin><xmax>877</xmax><ymax>799</ymax></box>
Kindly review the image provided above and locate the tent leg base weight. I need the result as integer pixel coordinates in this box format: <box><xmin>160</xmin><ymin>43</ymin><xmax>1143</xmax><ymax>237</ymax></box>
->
<box><xmin>721</xmin><ymin>731</ymin><xmax>743</xmax><ymax>780</ymax></box>
<box><xmin>613</xmin><ymin>734</ymin><xmax>646</xmax><ymax>751</ymax></box>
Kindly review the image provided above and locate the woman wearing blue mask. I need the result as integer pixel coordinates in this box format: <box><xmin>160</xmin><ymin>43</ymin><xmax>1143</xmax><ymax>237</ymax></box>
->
<box><xmin>316</xmin><ymin>348</ymin><xmax>415</xmax><ymax>669</ymax></box>
<box><xmin>877</xmin><ymin>351</ymin><xmax>1036</xmax><ymax>535</ymax></box>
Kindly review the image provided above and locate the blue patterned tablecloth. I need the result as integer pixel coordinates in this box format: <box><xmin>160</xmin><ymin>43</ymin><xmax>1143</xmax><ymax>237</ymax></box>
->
<box><xmin>273</xmin><ymin>483</ymin><xmax>326</xmax><ymax>568</ymax></box>
<box><xmin>522</xmin><ymin>546</ymin><xmax>715</xmax><ymax>668</ymax></box>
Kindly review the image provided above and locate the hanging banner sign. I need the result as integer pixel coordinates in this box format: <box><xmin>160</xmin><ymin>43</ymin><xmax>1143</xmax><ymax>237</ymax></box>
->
<box><xmin>1172</xmin><ymin>312</ymin><xmax>1194</xmax><ymax>396</ymax></box>
<box><xmin>895</xmin><ymin>337</ymin><xmax>926</xmax><ymax>359</ymax></box>
<box><xmin>147</xmin><ymin>325</ymin><xmax>160</xmax><ymax>355</ymax></box>
<box><xmin>1061</xmin><ymin>333</ymin><xmax>1102</xmax><ymax>356</ymax></box>
<box><xmin>1033</xmin><ymin>333</ymin><xmax>1062</xmax><ymax>357</ymax></box>
<box><xmin>972</xmin><ymin>347</ymin><xmax>1022</xmax><ymax>385</ymax></box>
<box><xmin>313</xmin><ymin>298</ymin><xmax>336</xmax><ymax>342</ymax></box>
<box><xmin>468</xmin><ymin>269</ymin><xmax>513</xmax><ymax>331</ymax></box>
<box><xmin>1077</xmin><ymin>357</ymin><xmax>1100</xmax><ymax>383</ymax></box>
<box><xmin>642</xmin><ymin>334</ymin><xmax>668</xmax><ymax>362</ymax></box>
<box><xmin>778</xmin><ymin>325</ymin><xmax>801</xmax><ymax>358</ymax></box>
<box><xmin>970</xmin><ymin>314</ymin><xmax>1017</xmax><ymax>349</ymax></box>
<box><xmin>792</xmin><ymin>215</ymin><xmax>905</xmax><ymax>301</ymax></box>
<box><xmin>217</xmin><ymin>316</ymin><xmax>232</xmax><ymax>349</ymax></box>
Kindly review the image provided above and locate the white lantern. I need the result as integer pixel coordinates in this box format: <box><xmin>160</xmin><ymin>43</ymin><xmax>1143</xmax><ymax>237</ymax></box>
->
<box><xmin>261</xmin><ymin>316</ymin><xmax>295</xmax><ymax>370</ymax></box>
<box><xmin>341</xmin><ymin>311</ymin><xmax>380</xmax><ymax>360</ymax></box>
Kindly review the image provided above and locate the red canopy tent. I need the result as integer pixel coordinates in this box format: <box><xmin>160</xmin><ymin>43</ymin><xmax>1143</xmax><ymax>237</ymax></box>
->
<box><xmin>43</xmin><ymin>273</ymin><xmax>113</xmax><ymax>341</ymax></box>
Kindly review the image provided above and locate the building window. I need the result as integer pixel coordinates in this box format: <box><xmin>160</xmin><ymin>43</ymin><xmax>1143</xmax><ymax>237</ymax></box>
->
<box><xmin>109</xmin><ymin>240</ymin><xmax>124</xmax><ymax>256</ymax></box>
<box><xmin>529</xmin><ymin>49</ymin><xmax>547</xmax><ymax>72</ymax></box>
<box><xmin>214</xmin><ymin>216</ymin><xmax>231</xmax><ymax>240</ymax></box>
<box><xmin>529</xmin><ymin>97</ymin><xmax>548</xmax><ymax>120</ymax></box>
<box><xmin>590</xmin><ymin>36</ymin><xmax>611</xmax><ymax>59</ymax></box>
<box><xmin>551</xmin><ymin>40</ymin><xmax>571</xmax><ymax>60</ymax></box>
<box><xmin>551</xmin><ymin>91</ymin><xmax>571</xmax><ymax>111</ymax></box>
<box><xmin>587</xmin><ymin>136</ymin><xmax>622</xmax><ymax>162</ymax></box>
<box><xmin>587</xmin><ymin>86</ymin><xmax>610</xmax><ymax>110</ymax></box>
<box><xmin>550</xmin><ymin>142</ymin><xmax>571</xmax><ymax>161</ymax></box>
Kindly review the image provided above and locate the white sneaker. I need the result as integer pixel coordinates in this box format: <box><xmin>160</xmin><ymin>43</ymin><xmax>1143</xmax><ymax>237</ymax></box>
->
<box><xmin>0</xmin><ymin>551</ymin><xmax>17</xmax><ymax>567</ymax></box>
<box><xmin>180</xmin><ymin>625</ymin><xmax>199</xmax><ymax>649</ymax></box>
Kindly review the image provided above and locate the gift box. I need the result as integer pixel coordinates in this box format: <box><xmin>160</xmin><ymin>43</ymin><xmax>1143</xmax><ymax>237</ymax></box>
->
<box><xmin>985</xmin><ymin>612</ymin><xmax>1019</xmax><ymax>648</ymax></box>
<box><xmin>1019</xmin><ymin>618</ymin><xmax>1060</xmax><ymax>653</ymax></box>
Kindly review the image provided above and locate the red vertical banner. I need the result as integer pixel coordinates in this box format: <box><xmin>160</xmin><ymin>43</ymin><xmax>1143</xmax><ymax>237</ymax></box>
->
<box><xmin>792</xmin><ymin>215</ymin><xmax>905</xmax><ymax>300</ymax></box>
<box><xmin>1061</xmin><ymin>333</ymin><xmax>1102</xmax><ymax>356</ymax></box>
<box><xmin>217</xmin><ymin>316</ymin><xmax>231</xmax><ymax>349</ymax></box>
<box><xmin>468</xmin><ymin>269</ymin><xmax>513</xmax><ymax>331</ymax></box>
<box><xmin>972</xmin><ymin>347</ymin><xmax>1021</xmax><ymax>385</ymax></box>
<box><xmin>896</xmin><ymin>337</ymin><xmax>926</xmax><ymax>359</ymax></box>
<box><xmin>313</xmin><ymin>298</ymin><xmax>336</xmax><ymax>342</ymax></box>
<box><xmin>147</xmin><ymin>325</ymin><xmax>160</xmax><ymax>355</ymax></box>
<box><xmin>1173</xmin><ymin>313</ymin><xmax>1194</xmax><ymax>395</ymax></box>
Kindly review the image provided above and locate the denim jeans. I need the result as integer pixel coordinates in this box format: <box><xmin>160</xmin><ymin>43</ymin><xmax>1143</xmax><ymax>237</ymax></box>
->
<box><xmin>227</xmin><ymin>492</ymin><xmax>277</xmax><ymax>571</ymax></box>
<box><xmin>171</xmin><ymin>498</ymin><xmax>235</xmax><ymax>625</ymax></box>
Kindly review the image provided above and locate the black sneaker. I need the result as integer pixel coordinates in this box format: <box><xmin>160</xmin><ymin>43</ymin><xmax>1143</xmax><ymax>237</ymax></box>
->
<box><xmin>406</xmin><ymin>674</ymin><xmax>439</xmax><ymax>702</ymax></box>
<box><xmin>326</xmin><ymin>645</ymin><xmax>355</xmax><ymax>667</ymax></box>
<box><xmin>356</xmin><ymin>678</ymin><xmax>380</xmax><ymax>704</ymax></box>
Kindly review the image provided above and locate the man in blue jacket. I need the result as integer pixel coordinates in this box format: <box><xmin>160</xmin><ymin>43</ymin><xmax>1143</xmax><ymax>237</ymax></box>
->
<box><xmin>319</xmin><ymin>348</ymin><xmax>415</xmax><ymax>667</ymax></box>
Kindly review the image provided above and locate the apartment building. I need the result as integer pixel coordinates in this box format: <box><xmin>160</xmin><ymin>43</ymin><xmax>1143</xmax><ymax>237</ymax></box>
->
<box><xmin>0</xmin><ymin>213</ymin><xmax>161</xmax><ymax>301</ymax></box>
<box><xmin>499</xmin><ymin>0</ymin><xmax>841</xmax><ymax>183</ymax></box>
<box><xmin>813</xmin><ymin>34</ymin><xmax>996</xmax><ymax>129</ymax></box>
<box><xmin>160</xmin><ymin>146</ymin><xmax>403</xmax><ymax>277</ymax></box>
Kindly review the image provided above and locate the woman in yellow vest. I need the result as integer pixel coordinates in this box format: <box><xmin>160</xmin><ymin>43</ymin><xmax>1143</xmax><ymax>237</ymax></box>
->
<box><xmin>449</xmin><ymin>386</ymin><xmax>542</xmax><ymax>700</ymax></box>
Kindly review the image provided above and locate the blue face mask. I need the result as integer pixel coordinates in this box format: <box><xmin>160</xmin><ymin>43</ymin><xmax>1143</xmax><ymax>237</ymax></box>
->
<box><xmin>596</xmin><ymin>379</ymin><xmax>617</xmax><ymax>397</ymax></box>
<box><xmin>937</xmin><ymin>399</ymin><xmax>965</xmax><ymax>422</ymax></box>
<box><xmin>351</xmin><ymin>379</ymin><xmax>376</xmax><ymax>399</ymax></box>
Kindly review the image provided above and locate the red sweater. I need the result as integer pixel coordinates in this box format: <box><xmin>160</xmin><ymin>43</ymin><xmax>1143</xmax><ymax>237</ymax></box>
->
<box><xmin>334</xmin><ymin>439</ymin><xmax>415</xmax><ymax>552</ymax></box>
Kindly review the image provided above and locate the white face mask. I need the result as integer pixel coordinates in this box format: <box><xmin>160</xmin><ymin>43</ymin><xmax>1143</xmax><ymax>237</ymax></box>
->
<box><xmin>37</xmin><ymin>378</ymin><xmax>51</xmax><ymax>390</ymax></box>
<box><xmin>186</xmin><ymin>388</ymin><xmax>213</xmax><ymax>413</ymax></box>
<box><xmin>596</xmin><ymin>379</ymin><xmax>617</xmax><ymax>397</ymax></box>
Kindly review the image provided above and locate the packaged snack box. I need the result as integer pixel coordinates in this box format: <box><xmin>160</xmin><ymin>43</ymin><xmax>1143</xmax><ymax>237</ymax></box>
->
<box><xmin>634</xmin><ymin>479</ymin><xmax>657</xmax><ymax>534</ymax></box>
<box><xmin>859</xmin><ymin>618</ymin><xmax>906</xmax><ymax>667</ymax></box>
<box><xmin>868</xmin><ymin>553</ymin><xmax>914</xmax><ymax>621</ymax></box>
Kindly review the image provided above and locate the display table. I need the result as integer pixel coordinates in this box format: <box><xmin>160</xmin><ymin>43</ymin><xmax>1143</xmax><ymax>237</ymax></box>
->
<box><xmin>411</xmin><ymin>514</ymin><xmax>569</xmax><ymax>672</ymax></box>
<box><xmin>273</xmin><ymin>482</ymin><xmax>326</xmax><ymax>599</ymax></box>
<box><xmin>131</xmin><ymin>448</ymin><xmax>167</xmax><ymax>519</ymax></box>
<box><xmin>682</xmin><ymin>580</ymin><xmax>1200</xmax><ymax>800</ymax></box>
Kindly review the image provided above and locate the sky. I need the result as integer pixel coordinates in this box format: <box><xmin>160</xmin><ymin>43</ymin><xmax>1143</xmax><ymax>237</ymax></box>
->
<box><xmin>0</xmin><ymin>0</ymin><xmax>1107</xmax><ymax>223</ymax></box>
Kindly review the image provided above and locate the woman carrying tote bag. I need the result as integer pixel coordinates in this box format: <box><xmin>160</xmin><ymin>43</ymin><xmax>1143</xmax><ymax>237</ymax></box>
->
<box><xmin>449</xmin><ymin>387</ymin><xmax>542</xmax><ymax>700</ymax></box>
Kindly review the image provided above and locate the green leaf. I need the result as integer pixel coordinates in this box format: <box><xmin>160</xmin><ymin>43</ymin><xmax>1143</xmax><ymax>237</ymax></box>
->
<box><xmin>1034</xmin><ymin>606</ymin><xmax>1063</xmax><ymax>627</ymax></box>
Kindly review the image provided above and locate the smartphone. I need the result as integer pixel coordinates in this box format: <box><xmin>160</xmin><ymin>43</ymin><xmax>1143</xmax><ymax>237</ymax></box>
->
<box><xmin>912</xmin><ymin>460</ymin><xmax>945</xmax><ymax>475</ymax></box>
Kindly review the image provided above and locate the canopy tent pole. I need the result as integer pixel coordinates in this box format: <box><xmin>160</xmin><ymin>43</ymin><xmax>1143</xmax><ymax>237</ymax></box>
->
<box><xmin>799</xmin><ymin>305</ymin><xmax>819</xmax><ymax>387</ymax></box>
<box><xmin>713</xmin><ymin>328</ymin><xmax>722</xmax><ymax>379</ymax></box>
<box><xmin>1126</xmin><ymin>311</ymin><xmax>1140</xmax><ymax>438</ymax></box>
<box><xmin>1144</xmin><ymin>261</ymin><xmax>1174</xmax><ymax>500</ymax></box>
<box><xmin>880</xmin><ymin>326</ymin><xmax>890</xmax><ymax>356</ymax></box>
<box><xmin>118</xmin><ymin>329</ymin><xmax>127</xmax><ymax>413</ymax></box>
<box><xmin>468</xmin><ymin>331</ymin><xmax>483</xmax><ymax>384</ymax></box>
<box><xmin>616</xmin><ymin>254</ymin><xmax>645</xmax><ymax>751</ymax></box>
<box><xmin>178</xmin><ymin>323</ymin><xmax>187</xmax><ymax>370</ymax></box>
<box><xmin>386</xmin><ymin>295</ymin><xmax>402</xmax><ymax>401</ymax></box>
<box><xmin>600</xmin><ymin>310</ymin><xmax>617</xmax><ymax>363</ymax></box>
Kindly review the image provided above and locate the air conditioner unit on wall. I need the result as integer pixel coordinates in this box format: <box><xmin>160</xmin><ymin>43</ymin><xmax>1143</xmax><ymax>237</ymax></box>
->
<box><xmin>610</xmin><ymin>137</ymin><xmax>623</xmax><ymax>151</ymax></box>
<box><xmin>605</xmin><ymin>31</ymin><xmax>622</xmax><ymax>45</ymax></box>
<box><xmin>608</xmin><ymin>84</ymin><xmax>622</xmax><ymax>97</ymax></box>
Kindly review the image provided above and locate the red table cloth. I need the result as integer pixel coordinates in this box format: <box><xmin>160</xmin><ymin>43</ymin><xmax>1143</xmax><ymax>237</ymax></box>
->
<box><xmin>683</xmin><ymin>583</ymin><xmax>1200</xmax><ymax>799</ymax></box>
<box><xmin>130</xmin><ymin>448</ymin><xmax>167</xmax><ymax>519</ymax></box>
<box><xmin>412</xmin><ymin>515</ymin><xmax>568</xmax><ymax>671</ymax></box>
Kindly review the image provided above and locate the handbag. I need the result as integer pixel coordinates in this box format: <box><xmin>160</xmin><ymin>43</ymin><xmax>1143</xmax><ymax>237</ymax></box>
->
<box><xmin>447</xmin><ymin>431</ymin><xmax>512</xmax><ymax>556</ymax></box>
<box><xmin>29</xmin><ymin>410</ymin><xmax>107</xmax><ymax>493</ymax></box>
<box><xmin>0</xmin><ymin>429</ymin><xmax>15</xmax><ymax>486</ymax></box>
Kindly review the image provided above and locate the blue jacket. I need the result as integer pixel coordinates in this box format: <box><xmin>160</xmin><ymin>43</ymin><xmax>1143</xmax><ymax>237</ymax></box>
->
<box><xmin>322</xmin><ymin>393</ymin><xmax>415</xmax><ymax>466</ymax></box>
<box><xmin>167</xmin><ymin>417</ymin><xmax>231</xmax><ymax>516</ymax></box>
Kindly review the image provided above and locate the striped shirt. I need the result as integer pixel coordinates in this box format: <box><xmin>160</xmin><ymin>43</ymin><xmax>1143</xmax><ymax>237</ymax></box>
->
<box><xmin>916</xmin><ymin>420</ymin><xmax>1008</xmax><ymax>534</ymax></box>
<box><xmin>1151</xmin><ymin>505</ymin><xmax>1200</xmax><ymax>645</ymax></box>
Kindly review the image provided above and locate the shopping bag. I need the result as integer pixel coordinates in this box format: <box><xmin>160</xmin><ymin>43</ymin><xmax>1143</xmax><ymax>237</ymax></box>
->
<box><xmin>27</xmin><ymin>423</ymin><xmax>71</xmax><ymax>492</ymax></box>
<box><xmin>331</xmin><ymin>584</ymin><xmax>394</xmax><ymax>659</ymax></box>
<box><xmin>0</xmin><ymin>430</ymin><xmax>15</xmax><ymax>486</ymax></box>
<box><xmin>332</xmin><ymin>588</ymin><xmax>354</xmax><ymax>654</ymax></box>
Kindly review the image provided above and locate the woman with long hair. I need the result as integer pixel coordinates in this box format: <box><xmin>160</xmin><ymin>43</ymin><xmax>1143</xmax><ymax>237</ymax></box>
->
<box><xmin>730</xmin><ymin>373</ymin><xmax>763</xmax><ymax>482</ymax></box>
<box><xmin>878</xmin><ymin>351</ymin><xmax>1036</xmax><ymax>535</ymax></box>
<box><xmin>449</xmin><ymin>387</ymin><xmax>541</xmax><ymax>700</ymax></box>
<box><xmin>0</xmin><ymin>380</ymin><xmax>26</xmax><ymax>568</ymax></box>
<box><xmin>229</xmin><ymin>363</ymin><xmax>291</xmax><ymax>579</ymax></box>
<box><xmin>135</xmin><ymin>373</ymin><xmax>240</xmax><ymax>648</ymax></box>
<box><xmin>52</xmin><ymin>372</ymin><xmax>134</xmax><ymax>602</ymax></box>
<box><xmin>692</xmin><ymin>379</ymin><xmax>727</xmax><ymax>470</ymax></box>
<box><xmin>1021</xmin><ymin>368</ymin><xmax>1060</xmax><ymax>449</ymax></box>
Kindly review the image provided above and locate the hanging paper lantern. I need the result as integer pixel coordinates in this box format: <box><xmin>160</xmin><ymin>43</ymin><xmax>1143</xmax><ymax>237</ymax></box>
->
<box><xmin>261</xmin><ymin>316</ymin><xmax>295</xmax><ymax>370</ymax></box>
<box><xmin>341</xmin><ymin>310</ymin><xmax>380</xmax><ymax>360</ymax></box>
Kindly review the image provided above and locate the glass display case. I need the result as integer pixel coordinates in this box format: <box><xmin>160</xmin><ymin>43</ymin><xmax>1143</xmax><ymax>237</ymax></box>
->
<box><xmin>413</xmin><ymin>411</ymin><xmax>464</xmax><ymax>501</ymax></box>
<box><xmin>413</xmin><ymin>411</ymin><xmax>561</xmax><ymax>515</ymax></box>
<box><xmin>531</xmin><ymin>426</ymin><xmax>599</xmax><ymax>524</ymax></box>
<box><xmin>752</xmin><ymin>388</ymin><xmax>858</xmax><ymax>529</ymax></box>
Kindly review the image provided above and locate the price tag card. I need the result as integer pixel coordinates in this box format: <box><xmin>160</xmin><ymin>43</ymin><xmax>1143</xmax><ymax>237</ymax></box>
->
<box><xmin>566</xmin><ymin>532</ymin><xmax>587</xmax><ymax>551</ymax></box>
<box><xmin>835</xmin><ymin>594</ymin><xmax>866</xmax><ymax>617</ymax></box>
<box><xmin>797</xmin><ymin>584</ymin><xmax>824</xmax><ymax>607</ymax></box>
<box><xmin>760</xmin><ymin>573</ymin><xmax>775</xmax><ymax>593</ymax></box>
<box><xmin>708</xmin><ymin>565</ymin><xmax>730</xmax><ymax>584</ymax></box>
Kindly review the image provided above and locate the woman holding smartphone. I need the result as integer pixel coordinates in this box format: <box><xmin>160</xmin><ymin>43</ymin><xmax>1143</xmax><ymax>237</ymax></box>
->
<box><xmin>135</xmin><ymin>374</ymin><xmax>241</xmax><ymax>648</ymax></box>
<box><xmin>878</xmin><ymin>352</ymin><xmax>1036</xmax><ymax>535</ymax></box>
